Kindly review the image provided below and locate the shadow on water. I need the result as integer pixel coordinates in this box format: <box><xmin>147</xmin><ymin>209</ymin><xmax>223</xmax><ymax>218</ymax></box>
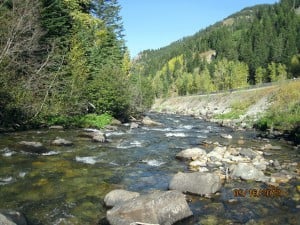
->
<box><xmin>0</xmin><ymin>112</ymin><xmax>299</xmax><ymax>224</ymax></box>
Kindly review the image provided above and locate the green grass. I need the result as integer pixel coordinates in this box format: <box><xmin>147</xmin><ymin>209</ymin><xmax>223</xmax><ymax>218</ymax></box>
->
<box><xmin>214</xmin><ymin>98</ymin><xmax>256</xmax><ymax>120</ymax></box>
<box><xmin>255</xmin><ymin>81</ymin><xmax>300</xmax><ymax>142</ymax></box>
<box><xmin>45</xmin><ymin>113</ymin><xmax>113</xmax><ymax>129</ymax></box>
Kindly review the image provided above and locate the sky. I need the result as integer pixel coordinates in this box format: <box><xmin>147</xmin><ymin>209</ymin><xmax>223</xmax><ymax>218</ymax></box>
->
<box><xmin>119</xmin><ymin>0</ymin><xmax>279</xmax><ymax>58</ymax></box>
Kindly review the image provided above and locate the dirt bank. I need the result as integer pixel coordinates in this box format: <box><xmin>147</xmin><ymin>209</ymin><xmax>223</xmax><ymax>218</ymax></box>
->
<box><xmin>151</xmin><ymin>85</ymin><xmax>282</xmax><ymax>129</ymax></box>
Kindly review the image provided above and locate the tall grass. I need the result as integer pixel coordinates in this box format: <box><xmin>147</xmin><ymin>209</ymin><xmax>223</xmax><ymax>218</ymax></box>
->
<box><xmin>255</xmin><ymin>81</ymin><xmax>300</xmax><ymax>138</ymax></box>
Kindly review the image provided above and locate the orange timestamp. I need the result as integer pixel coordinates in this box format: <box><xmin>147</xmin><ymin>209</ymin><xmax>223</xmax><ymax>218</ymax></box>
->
<box><xmin>233</xmin><ymin>185</ymin><xmax>288</xmax><ymax>198</ymax></box>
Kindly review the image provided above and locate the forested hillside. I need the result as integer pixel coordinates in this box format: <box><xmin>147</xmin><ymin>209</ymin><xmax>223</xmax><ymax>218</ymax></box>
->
<box><xmin>0</xmin><ymin>0</ymin><xmax>135</xmax><ymax>128</ymax></box>
<box><xmin>132</xmin><ymin>0</ymin><xmax>300</xmax><ymax>101</ymax></box>
<box><xmin>1</xmin><ymin>0</ymin><xmax>300</xmax><ymax>130</ymax></box>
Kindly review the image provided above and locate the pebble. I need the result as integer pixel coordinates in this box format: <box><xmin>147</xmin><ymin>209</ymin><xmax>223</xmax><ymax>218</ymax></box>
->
<box><xmin>262</xmin><ymin>144</ymin><xmax>282</xmax><ymax>150</ymax></box>
<box><xmin>49</xmin><ymin>125</ymin><xmax>64</xmax><ymax>129</ymax></box>
<box><xmin>228</xmin><ymin>199</ymin><xmax>238</xmax><ymax>203</ymax></box>
<box><xmin>263</xmin><ymin>152</ymin><xmax>273</xmax><ymax>156</ymax></box>
<box><xmin>237</xmin><ymin>139</ymin><xmax>245</xmax><ymax>145</ymax></box>
<box><xmin>220</xmin><ymin>134</ymin><xmax>233</xmax><ymax>139</ymax></box>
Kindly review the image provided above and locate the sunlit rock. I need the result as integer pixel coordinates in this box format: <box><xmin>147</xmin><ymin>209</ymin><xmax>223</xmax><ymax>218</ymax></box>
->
<box><xmin>107</xmin><ymin>190</ymin><xmax>192</xmax><ymax>225</ymax></box>
<box><xmin>142</xmin><ymin>116</ymin><xmax>163</xmax><ymax>126</ymax></box>
<box><xmin>176</xmin><ymin>147</ymin><xmax>207</xmax><ymax>160</ymax></box>
<box><xmin>0</xmin><ymin>210</ymin><xmax>27</xmax><ymax>225</ymax></box>
<box><xmin>230</xmin><ymin>163</ymin><xmax>269</xmax><ymax>182</ymax></box>
<box><xmin>169</xmin><ymin>172</ymin><xmax>221</xmax><ymax>195</ymax></box>
<box><xmin>104</xmin><ymin>189</ymin><xmax>140</xmax><ymax>207</ymax></box>
<box><xmin>51</xmin><ymin>137</ymin><xmax>73</xmax><ymax>146</ymax></box>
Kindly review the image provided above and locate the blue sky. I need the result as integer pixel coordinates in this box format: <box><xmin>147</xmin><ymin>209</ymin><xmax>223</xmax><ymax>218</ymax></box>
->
<box><xmin>119</xmin><ymin>0</ymin><xmax>279</xmax><ymax>57</ymax></box>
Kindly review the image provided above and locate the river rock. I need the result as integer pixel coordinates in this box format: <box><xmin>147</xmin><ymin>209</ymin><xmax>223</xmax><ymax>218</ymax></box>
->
<box><xmin>105</xmin><ymin>125</ymin><xmax>118</xmax><ymax>131</ymax></box>
<box><xmin>81</xmin><ymin>129</ymin><xmax>106</xmax><ymax>142</ymax></box>
<box><xmin>239</xmin><ymin>148</ymin><xmax>258</xmax><ymax>159</ymax></box>
<box><xmin>111</xmin><ymin>118</ymin><xmax>122</xmax><ymax>125</ymax></box>
<box><xmin>0</xmin><ymin>210</ymin><xmax>27</xmax><ymax>225</ymax></box>
<box><xmin>18</xmin><ymin>141</ymin><xmax>48</xmax><ymax>154</ymax></box>
<box><xmin>270</xmin><ymin>172</ymin><xmax>292</xmax><ymax>183</ymax></box>
<box><xmin>130</xmin><ymin>122</ymin><xmax>139</xmax><ymax>129</ymax></box>
<box><xmin>142</xmin><ymin>116</ymin><xmax>163</xmax><ymax>126</ymax></box>
<box><xmin>106</xmin><ymin>190</ymin><xmax>193</xmax><ymax>225</ymax></box>
<box><xmin>51</xmin><ymin>137</ymin><xmax>73</xmax><ymax>146</ymax></box>
<box><xmin>49</xmin><ymin>125</ymin><xmax>64</xmax><ymax>129</ymax></box>
<box><xmin>169</xmin><ymin>172</ymin><xmax>222</xmax><ymax>195</ymax></box>
<box><xmin>230</xmin><ymin>163</ymin><xmax>269</xmax><ymax>182</ymax></box>
<box><xmin>104</xmin><ymin>189</ymin><xmax>140</xmax><ymax>207</ymax></box>
<box><xmin>272</xmin><ymin>159</ymin><xmax>281</xmax><ymax>170</ymax></box>
<box><xmin>189</xmin><ymin>160</ymin><xmax>207</xmax><ymax>167</ymax></box>
<box><xmin>176</xmin><ymin>147</ymin><xmax>207</xmax><ymax>160</ymax></box>
<box><xmin>220</xmin><ymin>133</ymin><xmax>232</xmax><ymax>139</ymax></box>
<box><xmin>207</xmin><ymin>146</ymin><xmax>226</xmax><ymax>161</ymax></box>
<box><xmin>262</xmin><ymin>144</ymin><xmax>282</xmax><ymax>150</ymax></box>
<box><xmin>92</xmin><ymin>133</ymin><xmax>106</xmax><ymax>142</ymax></box>
<box><xmin>198</xmin><ymin>167</ymin><xmax>209</xmax><ymax>172</ymax></box>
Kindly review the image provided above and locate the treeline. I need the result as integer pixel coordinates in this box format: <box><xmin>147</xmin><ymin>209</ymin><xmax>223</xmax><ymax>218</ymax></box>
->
<box><xmin>0</xmin><ymin>0</ymin><xmax>136</xmax><ymax>128</ymax></box>
<box><xmin>132</xmin><ymin>0</ymin><xmax>300</xmax><ymax>99</ymax></box>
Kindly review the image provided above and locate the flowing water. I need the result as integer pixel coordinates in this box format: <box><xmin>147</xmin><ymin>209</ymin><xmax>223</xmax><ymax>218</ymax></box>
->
<box><xmin>0</xmin><ymin>113</ymin><xmax>299</xmax><ymax>224</ymax></box>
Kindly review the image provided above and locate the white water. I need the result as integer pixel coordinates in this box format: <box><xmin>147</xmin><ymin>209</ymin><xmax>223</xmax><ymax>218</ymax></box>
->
<box><xmin>142</xmin><ymin>159</ymin><xmax>166</xmax><ymax>167</ymax></box>
<box><xmin>75</xmin><ymin>156</ymin><xmax>98</xmax><ymax>164</ymax></box>
<box><xmin>165</xmin><ymin>132</ymin><xmax>186</xmax><ymax>137</ymax></box>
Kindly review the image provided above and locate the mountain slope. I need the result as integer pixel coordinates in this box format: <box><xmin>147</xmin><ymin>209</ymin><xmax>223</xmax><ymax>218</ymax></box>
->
<box><xmin>130</xmin><ymin>0</ymin><xmax>300</xmax><ymax>102</ymax></box>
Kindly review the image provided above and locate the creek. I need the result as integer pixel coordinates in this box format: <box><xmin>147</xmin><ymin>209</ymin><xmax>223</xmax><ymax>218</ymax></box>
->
<box><xmin>0</xmin><ymin>113</ymin><xmax>299</xmax><ymax>225</ymax></box>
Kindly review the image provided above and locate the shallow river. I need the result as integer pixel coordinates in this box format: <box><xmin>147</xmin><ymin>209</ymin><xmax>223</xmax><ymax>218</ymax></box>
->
<box><xmin>0</xmin><ymin>113</ymin><xmax>299</xmax><ymax>225</ymax></box>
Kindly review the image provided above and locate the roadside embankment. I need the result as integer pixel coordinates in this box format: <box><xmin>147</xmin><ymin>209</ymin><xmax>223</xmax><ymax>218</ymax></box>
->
<box><xmin>151</xmin><ymin>80</ymin><xmax>300</xmax><ymax>143</ymax></box>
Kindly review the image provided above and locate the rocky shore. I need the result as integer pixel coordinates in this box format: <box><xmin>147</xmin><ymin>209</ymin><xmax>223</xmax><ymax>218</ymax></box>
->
<box><xmin>151</xmin><ymin>86</ymin><xmax>275</xmax><ymax>130</ymax></box>
<box><xmin>103</xmin><ymin>139</ymin><xmax>299</xmax><ymax>225</ymax></box>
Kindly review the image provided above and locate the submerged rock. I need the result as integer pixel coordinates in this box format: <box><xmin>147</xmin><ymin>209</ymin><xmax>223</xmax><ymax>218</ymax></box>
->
<box><xmin>169</xmin><ymin>172</ymin><xmax>222</xmax><ymax>195</ymax></box>
<box><xmin>106</xmin><ymin>190</ymin><xmax>192</xmax><ymax>225</ymax></box>
<box><xmin>0</xmin><ymin>210</ymin><xmax>27</xmax><ymax>225</ymax></box>
<box><xmin>18</xmin><ymin>141</ymin><xmax>48</xmax><ymax>154</ymax></box>
<box><xmin>104</xmin><ymin>189</ymin><xmax>140</xmax><ymax>207</ymax></box>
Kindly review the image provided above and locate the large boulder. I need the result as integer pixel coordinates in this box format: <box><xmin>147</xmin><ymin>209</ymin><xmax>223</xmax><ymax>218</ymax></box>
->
<box><xmin>18</xmin><ymin>141</ymin><xmax>48</xmax><ymax>154</ymax></box>
<box><xmin>169</xmin><ymin>172</ymin><xmax>222</xmax><ymax>195</ymax></box>
<box><xmin>176</xmin><ymin>147</ymin><xmax>207</xmax><ymax>160</ymax></box>
<box><xmin>104</xmin><ymin>189</ymin><xmax>140</xmax><ymax>207</ymax></box>
<box><xmin>106</xmin><ymin>190</ymin><xmax>192</xmax><ymax>225</ymax></box>
<box><xmin>230</xmin><ymin>163</ymin><xmax>269</xmax><ymax>182</ymax></box>
<box><xmin>0</xmin><ymin>210</ymin><xmax>27</xmax><ymax>225</ymax></box>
